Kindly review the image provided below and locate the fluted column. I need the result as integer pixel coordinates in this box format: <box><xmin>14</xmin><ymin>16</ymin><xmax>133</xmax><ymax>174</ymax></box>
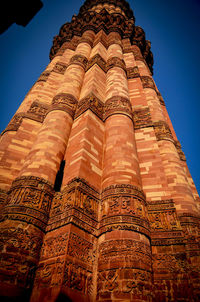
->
<box><xmin>97</xmin><ymin>32</ymin><xmax>152</xmax><ymax>302</ymax></box>
<box><xmin>132</xmin><ymin>44</ymin><xmax>199</xmax><ymax>299</ymax></box>
<box><xmin>0</xmin><ymin>31</ymin><xmax>94</xmax><ymax>300</ymax></box>
<box><xmin>30</xmin><ymin>31</ymin><xmax>97</xmax><ymax>302</ymax></box>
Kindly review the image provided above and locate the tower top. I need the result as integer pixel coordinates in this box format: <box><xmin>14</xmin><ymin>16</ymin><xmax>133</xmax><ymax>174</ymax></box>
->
<box><xmin>79</xmin><ymin>0</ymin><xmax>134</xmax><ymax>19</ymax></box>
<box><xmin>49</xmin><ymin>0</ymin><xmax>154</xmax><ymax>73</ymax></box>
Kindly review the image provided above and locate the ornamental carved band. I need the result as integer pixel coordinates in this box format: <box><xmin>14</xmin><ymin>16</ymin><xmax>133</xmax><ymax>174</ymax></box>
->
<box><xmin>1</xmin><ymin>114</ymin><xmax>23</xmax><ymax>135</ymax></box>
<box><xmin>50</xmin><ymin>8</ymin><xmax>153</xmax><ymax>72</ymax></box>
<box><xmin>47</xmin><ymin>177</ymin><xmax>100</xmax><ymax>235</ymax></box>
<box><xmin>100</xmin><ymin>184</ymin><xmax>150</xmax><ymax>237</ymax></box>
<box><xmin>141</xmin><ymin>76</ymin><xmax>156</xmax><ymax>91</ymax></box>
<box><xmin>86</xmin><ymin>54</ymin><xmax>107</xmax><ymax>73</ymax></box>
<box><xmin>127</xmin><ymin>66</ymin><xmax>140</xmax><ymax>79</ymax></box>
<box><xmin>52</xmin><ymin>62</ymin><xmax>68</xmax><ymax>74</ymax></box>
<box><xmin>174</xmin><ymin>140</ymin><xmax>186</xmax><ymax>161</ymax></box>
<box><xmin>75</xmin><ymin>93</ymin><xmax>104</xmax><ymax>120</ymax></box>
<box><xmin>37</xmin><ymin>71</ymin><xmax>50</xmax><ymax>82</ymax></box>
<box><xmin>62</xmin><ymin>177</ymin><xmax>100</xmax><ymax>219</ymax></box>
<box><xmin>78</xmin><ymin>36</ymin><xmax>94</xmax><ymax>47</ymax></box>
<box><xmin>49</xmin><ymin>93</ymin><xmax>78</xmax><ymax>118</ymax></box>
<box><xmin>154</xmin><ymin>120</ymin><xmax>174</xmax><ymax>142</ymax></box>
<box><xmin>27</xmin><ymin>101</ymin><xmax>49</xmax><ymax>122</ymax></box>
<box><xmin>133</xmin><ymin>107</ymin><xmax>153</xmax><ymax>129</ymax></box>
<box><xmin>104</xmin><ymin>96</ymin><xmax>132</xmax><ymax>120</ymax></box>
<box><xmin>2</xmin><ymin>176</ymin><xmax>54</xmax><ymax>230</ymax></box>
<box><xmin>1</xmin><ymin>101</ymin><xmax>49</xmax><ymax>135</ymax></box>
<box><xmin>0</xmin><ymin>189</ymin><xmax>7</xmax><ymax>205</ymax></box>
<box><xmin>0</xmin><ymin>226</ymin><xmax>44</xmax><ymax>290</ymax></box>
<box><xmin>107</xmin><ymin>57</ymin><xmax>127</xmax><ymax>73</ymax></box>
<box><xmin>69</xmin><ymin>54</ymin><xmax>88</xmax><ymax>70</ymax></box>
<box><xmin>148</xmin><ymin>199</ymin><xmax>181</xmax><ymax>232</ymax></box>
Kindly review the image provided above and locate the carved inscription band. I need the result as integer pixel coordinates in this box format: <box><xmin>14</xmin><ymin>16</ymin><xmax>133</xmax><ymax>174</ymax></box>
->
<box><xmin>2</xmin><ymin>176</ymin><xmax>54</xmax><ymax>230</ymax></box>
<box><xmin>100</xmin><ymin>184</ymin><xmax>150</xmax><ymax>237</ymax></box>
<box><xmin>47</xmin><ymin>177</ymin><xmax>100</xmax><ymax>234</ymax></box>
<box><xmin>49</xmin><ymin>93</ymin><xmax>78</xmax><ymax>118</ymax></box>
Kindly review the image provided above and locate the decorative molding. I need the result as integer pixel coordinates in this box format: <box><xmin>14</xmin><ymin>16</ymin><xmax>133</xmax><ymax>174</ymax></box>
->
<box><xmin>1</xmin><ymin>114</ymin><xmax>23</xmax><ymax>135</ymax></box>
<box><xmin>67</xmin><ymin>232</ymin><xmax>95</xmax><ymax>265</ymax></box>
<box><xmin>93</xmin><ymin>34</ymin><xmax>108</xmax><ymax>49</ymax></box>
<box><xmin>102</xmin><ymin>183</ymin><xmax>145</xmax><ymax>200</ymax></box>
<box><xmin>37</xmin><ymin>71</ymin><xmax>50</xmax><ymax>82</ymax></box>
<box><xmin>107</xmin><ymin>57</ymin><xmax>126</xmax><ymax>73</ymax></box>
<box><xmin>174</xmin><ymin>140</ymin><xmax>186</xmax><ymax>161</ymax></box>
<box><xmin>86</xmin><ymin>53</ymin><xmax>107</xmax><ymax>73</ymax></box>
<box><xmin>100</xmin><ymin>184</ymin><xmax>149</xmax><ymax>236</ymax></box>
<box><xmin>47</xmin><ymin>178</ymin><xmax>100</xmax><ymax>234</ymax></box>
<box><xmin>0</xmin><ymin>189</ymin><xmax>8</xmax><ymax>206</ymax></box>
<box><xmin>98</xmin><ymin>239</ymin><xmax>152</xmax><ymax>271</ymax></box>
<box><xmin>79</xmin><ymin>0</ymin><xmax>134</xmax><ymax>19</ymax></box>
<box><xmin>140</xmin><ymin>75</ymin><xmax>156</xmax><ymax>91</ymax></box>
<box><xmin>99</xmin><ymin>217</ymin><xmax>150</xmax><ymax>238</ymax></box>
<box><xmin>26</xmin><ymin>101</ymin><xmax>49</xmax><ymax>123</ymax></box>
<box><xmin>75</xmin><ymin>93</ymin><xmax>104</xmax><ymax>120</ymax></box>
<box><xmin>127</xmin><ymin>66</ymin><xmax>140</xmax><ymax>79</ymax></box>
<box><xmin>34</xmin><ymin>258</ymin><xmax>65</xmax><ymax>288</ymax></box>
<box><xmin>0</xmin><ymin>227</ymin><xmax>43</xmax><ymax>289</ymax></box>
<box><xmin>107</xmin><ymin>32</ymin><xmax>122</xmax><ymax>47</ymax></box>
<box><xmin>2</xmin><ymin>176</ymin><xmax>54</xmax><ymax>230</ymax></box>
<box><xmin>133</xmin><ymin>107</ymin><xmax>152</xmax><ymax>129</ymax></box>
<box><xmin>49</xmin><ymin>93</ymin><xmax>78</xmax><ymax>118</ymax></box>
<box><xmin>40</xmin><ymin>232</ymin><xmax>69</xmax><ymax>260</ymax></box>
<box><xmin>1</xmin><ymin>101</ymin><xmax>49</xmax><ymax>135</ymax></box>
<box><xmin>63</xmin><ymin>259</ymin><xmax>93</xmax><ymax>295</ymax></box>
<box><xmin>50</xmin><ymin>9</ymin><xmax>153</xmax><ymax>73</ymax></box>
<box><xmin>104</xmin><ymin>96</ymin><xmax>132</xmax><ymax>120</ymax></box>
<box><xmin>62</xmin><ymin>178</ymin><xmax>100</xmax><ymax>219</ymax></box>
<box><xmin>147</xmin><ymin>199</ymin><xmax>181</xmax><ymax>231</ymax></box>
<box><xmin>153</xmin><ymin>120</ymin><xmax>174</xmax><ymax>142</ymax></box>
<box><xmin>157</xmin><ymin>92</ymin><xmax>165</xmax><ymax>106</ymax></box>
<box><xmin>52</xmin><ymin>62</ymin><xmax>67</xmax><ymax>75</ymax></box>
<box><xmin>78</xmin><ymin>36</ymin><xmax>94</xmax><ymax>48</ymax></box>
<box><xmin>68</xmin><ymin>54</ymin><xmax>88</xmax><ymax>70</ymax></box>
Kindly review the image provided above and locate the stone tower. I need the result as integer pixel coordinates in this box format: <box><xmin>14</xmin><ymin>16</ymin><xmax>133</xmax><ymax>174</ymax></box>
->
<box><xmin>0</xmin><ymin>0</ymin><xmax>199</xmax><ymax>301</ymax></box>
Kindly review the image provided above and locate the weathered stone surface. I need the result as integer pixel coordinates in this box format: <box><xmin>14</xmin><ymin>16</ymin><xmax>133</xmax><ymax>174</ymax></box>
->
<box><xmin>0</xmin><ymin>0</ymin><xmax>199</xmax><ymax>301</ymax></box>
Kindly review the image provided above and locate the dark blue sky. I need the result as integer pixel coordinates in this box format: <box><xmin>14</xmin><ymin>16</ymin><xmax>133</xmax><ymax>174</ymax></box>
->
<box><xmin>0</xmin><ymin>0</ymin><xmax>200</xmax><ymax>193</ymax></box>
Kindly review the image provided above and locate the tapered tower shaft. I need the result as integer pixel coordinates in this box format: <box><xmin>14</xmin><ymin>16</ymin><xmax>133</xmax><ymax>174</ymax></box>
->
<box><xmin>0</xmin><ymin>1</ymin><xmax>199</xmax><ymax>301</ymax></box>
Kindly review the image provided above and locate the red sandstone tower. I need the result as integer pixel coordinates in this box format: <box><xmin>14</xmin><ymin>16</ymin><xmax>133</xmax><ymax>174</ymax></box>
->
<box><xmin>0</xmin><ymin>0</ymin><xmax>199</xmax><ymax>301</ymax></box>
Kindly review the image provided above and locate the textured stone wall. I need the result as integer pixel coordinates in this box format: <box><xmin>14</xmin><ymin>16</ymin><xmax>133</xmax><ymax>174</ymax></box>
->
<box><xmin>0</xmin><ymin>1</ymin><xmax>199</xmax><ymax>301</ymax></box>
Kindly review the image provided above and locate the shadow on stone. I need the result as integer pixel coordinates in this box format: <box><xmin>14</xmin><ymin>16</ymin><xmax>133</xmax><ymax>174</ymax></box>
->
<box><xmin>56</xmin><ymin>293</ymin><xmax>73</xmax><ymax>302</ymax></box>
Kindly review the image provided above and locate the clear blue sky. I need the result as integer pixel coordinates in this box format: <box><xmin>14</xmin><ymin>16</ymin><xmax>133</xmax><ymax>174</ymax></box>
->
<box><xmin>0</xmin><ymin>0</ymin><xmax>199</xmax><ymax>194</ymax></box>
